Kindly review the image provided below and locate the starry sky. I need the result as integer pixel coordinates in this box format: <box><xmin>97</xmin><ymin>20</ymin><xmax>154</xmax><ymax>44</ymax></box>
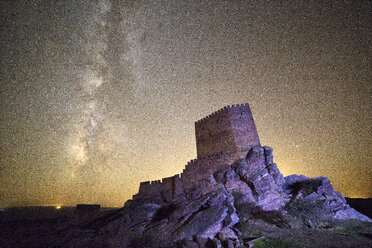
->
<box><xmin>0</xmin><ymin>0</ymin><xmax>371</xmax><ymax>207</ymax></box>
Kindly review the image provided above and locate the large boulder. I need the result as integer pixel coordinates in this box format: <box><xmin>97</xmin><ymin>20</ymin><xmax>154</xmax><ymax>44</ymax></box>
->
<box><xmin>283</xmin><ymin>175</ymin><xmax>372</xmax><ymax>227</ymax></box>
<box><xmin>231</xmin><ymin>145</ymin><xmax>286</xmax><ymax>211</ymax></box>
<box><xmin>96</xmin><ymin>188</ymin><xmax>239</xmax><ymax>247</ymax></box>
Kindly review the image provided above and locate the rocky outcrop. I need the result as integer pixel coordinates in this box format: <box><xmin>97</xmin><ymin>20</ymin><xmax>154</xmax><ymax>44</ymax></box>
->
<box><xmin>283</xmin><ymin>174</ymin><xmax>371</xmax><ymax>227</ymax></box>
<box><xmin>81</xmin><ymin>145</ymin><xmax>370</xmax><ymax>247</ymax></box>
<box><xmin>7</xmin><ymin>146</ymin><xmax>370</xmax><ymax>248</ymax></box>
<box><xmin>89</xmin><ymin>189</ymin><xmax>239</xmax><ymax>248</ymax></box>
<box><xmin>230</xmin><ymin>146</ymin><xmax>286</xmax><ymax>211</ymax></box>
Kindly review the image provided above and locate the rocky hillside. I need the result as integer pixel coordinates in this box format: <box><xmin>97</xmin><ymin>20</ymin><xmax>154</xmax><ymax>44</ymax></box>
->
<box><xmin>1</xmin><ymin>146</ymin><xmax>371</xmax><ymax>248</ymax></box>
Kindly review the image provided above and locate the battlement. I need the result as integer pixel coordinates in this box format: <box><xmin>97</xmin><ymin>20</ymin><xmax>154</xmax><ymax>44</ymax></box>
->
<box><xmin>133</xmin><ymin>103</ymin><xmax>261</xmax><ymax>202</ymax></box>
<box><xmin>135</xmin><ymin>172</ymin><xmax>183</xmax><ymax>201</ymax></box>
<box><xmin>195</xmin><ymin>103</ymin><xmax>260</xmax><ymax>158</ymax></box>
<box><xmin>195</xmin><ymin>103</ymin><xmax>250</xmax><ymax>125</ymax></box>
<box><xmin>134</xmin><ymin>150</ymin><xmax>237</xmax><ymax>201</ymax></box>
<box><xmin>184</xmin><ymin>151</ymin><xmax>226</xmax><ymax>169</ymax></box>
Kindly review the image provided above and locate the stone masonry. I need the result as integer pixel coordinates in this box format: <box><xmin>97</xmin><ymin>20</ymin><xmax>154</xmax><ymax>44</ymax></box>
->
<box><xmin>133</xmin><ymin>103</ymin><xmax>261</xmax><ymax>201</ymax></box>
<box><xmin>195</xmin><ymin>103</ymin><xmax>260</xmax><ymax>158</ymax></box>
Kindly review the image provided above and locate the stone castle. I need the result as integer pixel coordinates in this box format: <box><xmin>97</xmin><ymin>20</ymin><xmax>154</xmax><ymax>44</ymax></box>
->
<box><xmin>10</xmin><ymin>105</ymin><xmax>371</xmax><ymax>247</ymax></box>
<box><xmin>133</xmin><ymin>103</ymin><xmax>260</xmax><ymax>201</ymax></box>
<box><xmin>195</xmin><ymin>103</ymin><xmax>260</xmax><ymax>158</ymax></box>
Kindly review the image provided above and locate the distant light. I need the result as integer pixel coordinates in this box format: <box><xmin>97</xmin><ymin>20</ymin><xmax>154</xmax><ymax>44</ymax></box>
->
<box><xmin>56</xmin><ymin>206</ymin><xmax>62</xmax><ymax>209</ymax></box>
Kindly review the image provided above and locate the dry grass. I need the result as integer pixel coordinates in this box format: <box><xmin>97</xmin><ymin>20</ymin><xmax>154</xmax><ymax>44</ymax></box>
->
<box><xmin>239</xmin><ymin>219</ymin><xmax>372</xmax><ymax>248</ymax></box>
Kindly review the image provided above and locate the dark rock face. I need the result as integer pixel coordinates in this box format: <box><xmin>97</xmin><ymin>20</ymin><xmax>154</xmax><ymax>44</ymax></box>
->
<box><xmin>231</xmin><ymin>146</ymin><xmax>286</xmax><ymax>211</ymax></box>
<box><xmin>4</xmin><ymin>146</ymin><xmax>370</xmax><ymax>247</ymax></box>
<box><xmin>96</xmin><ymin>189</ymin><xmax>239</xmax><ymax>247</ymax></box>
<box><xmin>283</xmin><ymin>175</ymin><xmax>372</xmax><ymax>226</ymax></box>
<box><xmin>85</xmin><ymin>146</ymin><xmax>369</xmax><ymax>247</ymax></box>
<box><xmin>74</xmin><ymin>204</ymin><xmax>100</xmax><ymax>223</ymax></box>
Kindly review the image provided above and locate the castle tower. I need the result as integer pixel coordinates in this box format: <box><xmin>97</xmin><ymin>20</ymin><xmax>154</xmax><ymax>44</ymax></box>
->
<box><xmin>133</xmin><ymin>103</ymin><xmax>261</xmax><ymax>200</ymax></box>
<box><xmin>195</xmin><ymin>104</ymin><xmax>260</xmax><ymax>158</ymax></box>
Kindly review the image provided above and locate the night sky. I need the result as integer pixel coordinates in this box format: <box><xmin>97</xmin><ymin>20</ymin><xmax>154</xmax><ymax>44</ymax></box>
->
<box><xmin>0</xmin><ymin>0</ymin><xmax>371</xmax><ymax>207</ymax></box>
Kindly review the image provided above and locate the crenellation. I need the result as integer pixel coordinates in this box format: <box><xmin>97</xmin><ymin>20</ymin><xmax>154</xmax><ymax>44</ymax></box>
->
<box><xmin>195</xmin><ymin>106</ymin><xmax>231</xmax><ymax>129</ymax></box>
<box><xmin>195</xmin><ymin>103</ymin><xmax>260</xmax><ymax>158</ymax></box>
<box><xmin>162</xmin><ymin>176</ymin><xmax>172</xmax><ymax>183</ymax></box>
<box><xmin>133</xmin><ymin>103</ymin><xmax>261</xmax><ymax>201</ymax></box>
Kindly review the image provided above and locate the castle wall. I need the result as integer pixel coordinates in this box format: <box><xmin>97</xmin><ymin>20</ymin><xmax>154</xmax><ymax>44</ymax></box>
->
<box><xmin>182</xmin><ymin>152</ymin><xmax>236</xmax><ymax>187</ymax></box>
<box><xmin>228</xmin><ymin>104</ymin><xmax>261</xmax><ymax>155</ymax></box>
<box><xmin>132</xmin><ymin>103</ymin><xmax>261</xmax><ymax>202</ymax></box>
<box><xmin>195</xmin><ymin>107</ymin><xmax>235</xmax><ymax>158</ymax></box>
<box><xmin>133</xmin><ymin>152</ymin><xmax>240</xmax><ymax>201</ymax></box>
<box><xmin>195</xmin><ymin>104</ymin><xmax>260</xmax><ymax>158</ymax></box>
<box><xmin>137</xmin><ymin>180</ymin><xmax>161</xmax><ymax>199</ymax></box>
<box><xmin>133</xmin><ymin>174</ymin><xmax>183</xmax><ymax>201</ymax></box>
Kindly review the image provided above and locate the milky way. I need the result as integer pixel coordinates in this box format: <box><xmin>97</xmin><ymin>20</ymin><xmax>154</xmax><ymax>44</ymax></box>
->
<box><xmin>0</xmin><ymin>0</ymin><xmax>371</xmax><ymax>207</ymax></box>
